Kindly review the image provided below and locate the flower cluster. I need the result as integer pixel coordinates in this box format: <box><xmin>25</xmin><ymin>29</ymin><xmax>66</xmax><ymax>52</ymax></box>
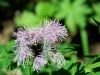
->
<box><xmin>13</xmin><ymin>28</ymin><xmax>32</xmax><ymax>66</ymax></box>
<box><xmin>13</xmin><ymin>20</ymin><xmax>68</xmax><ymax>71</ymax></box>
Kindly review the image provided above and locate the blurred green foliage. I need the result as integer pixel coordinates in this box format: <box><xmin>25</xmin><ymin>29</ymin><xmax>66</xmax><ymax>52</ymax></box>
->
<box><xmin>35</xmin><ymin>2</ymin><xmax>56</xmax><ymax>18</ymax></box>
<box><xmin>0</xmin><ymin>41</ymin><xmax>14</xmax><ymax>74</ymax></box>
<box><xmin>15</xmin><ymin>10</ymin><xmax>39</xmax><ymax>27</ymax></box>
<box><xmin>16</xmin><ymin>0</ymin><xmax>92</xmax><ymax>32</ymax></box>
<box><xmin>93</xmin><ymin>3</ymin><xmax>100</xmax><ymax>23</ymax></box>
<box><xmin>0</xmin><ymin>0</ymin><xmax>9</xmax><ymax>7</ymax></box>
<box><xmin>55</xmin><ymin>0</ymin><xmax>91</xmax><ymax>32</ymax></box>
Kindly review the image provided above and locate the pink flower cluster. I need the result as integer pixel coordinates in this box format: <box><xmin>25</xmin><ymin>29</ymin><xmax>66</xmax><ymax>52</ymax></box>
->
<box><xmin>13</xmin><ymin>28</ymin><xmax>32</xmax><ymax>66</ymax></box>
<box><xmin>13</xmin><ymin>20</ymin><xmax>68</xmax><ymax>71</ymax></box>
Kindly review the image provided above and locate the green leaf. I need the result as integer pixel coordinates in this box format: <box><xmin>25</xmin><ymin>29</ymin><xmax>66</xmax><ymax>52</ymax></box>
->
<box><xmin>70</xmin><ymin>64</ymin><xmax>77</xmax><ymax>74</ymax></box>
<box><xmin>63</xmin><ymin>60</ymin><xmax>73</xmax><ymax>70</ymax></box>
<box><xmin>70</xmin><ymin>52</ymin><xmax>77</xmax><ymax>63</ymax></box>
<box><xmin>0</xmin><ymin>41</ymin><xmax>14</xmax><ymax>69</ymax></box>
<box><xmin>92</xmin><ymin>17</ymin><xmax>100</xmax><ymax>26</ymax></box>
<box><xmin>55</xmin><ymin>0</ymin><xmax>91</xmax><ymax>32</ymax></box>
<box><xmin>57</xmin><ymin>43</ymin><xmax>76</xmax><ymax>51</ymax></box>
<box><xmin>96</xmin><ymin>72</ymin><xmax>100</xmax><ymax>75</ymax></box>
<box><xmin>49</xmin><ymin>63</ymin><xmax>60</xmax><ymax>71</ymax></box>
<box><xmin>35</xmin><ymin>2</ymin><xmax>56</xmax><ymax>18</ymax></box>
<box><xmin>0</xmin><ymin>71</ymin><xmax>6</xmax><ymax>75</ymax></box>
<box><xmin>6</xmin><ymin>41</ymin><xmax>14</xmax><ymax>52</ymax></box>
<box><xmin>0</xmin><ymin>63</ymin><xmax>3</xmax><ymax>70</ymax></box>
<box><xmin>21</xmin><ymin>65</ymin><xmax>31</xmax><ymax>75</ymax></box>
<box><xmin>85</xmin><ymin>62</ymin><xmax>100</xmax><ymax>73</ymax></box>
<box><xmin>0</xmin><ymin>57</ymin><xmax>11</xmax><ymax>68</ymax></box>
<box><xmin>15</xmin><ymin>10</ymin><xmax>40</xmax><ymax>27</ymax></box>
<box><xmin>65</xmin><ymin>15</ymin><xmax>77</xmax><ymax>32</ymax></box>
<box><xmin>91</xmin><ymin>3</ymin><xmax>100</xmax><ymax>24</ymax></box>
<box><xmin>40</xmin><ymin>67</ymin><xmax>51</xmax><ymax>73</ymax></box>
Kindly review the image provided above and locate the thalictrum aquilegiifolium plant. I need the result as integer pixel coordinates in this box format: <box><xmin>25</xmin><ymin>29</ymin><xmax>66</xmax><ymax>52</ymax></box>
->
<box><xmin>13</xmin><ymin>20</ymin><xmax>68</xmax><ymax>73</ymax></box>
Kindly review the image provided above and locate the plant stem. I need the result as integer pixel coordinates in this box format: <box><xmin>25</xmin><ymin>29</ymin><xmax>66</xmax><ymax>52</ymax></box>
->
<box><xmin>49</xmin><ymin>71</ymin><xmax>52</xmax><ymax>75</ymax></box>
<box><xmin>30</xmin><ymin>65</ymin><xmax>31</xmax><ymax>75</ymax></box>
<box><xmin>80</xmin><ymin>29</ymin><xmax>89</xmax><ymax>56</ymax></box>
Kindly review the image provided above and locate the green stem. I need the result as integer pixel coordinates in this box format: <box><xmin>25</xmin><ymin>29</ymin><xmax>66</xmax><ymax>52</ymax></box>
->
<box><xmin>49</xmin><ymin>71</ymin><xmax>52</xmax><ymax>75</ymax></box>
<box><xmin>80</xmin><ymin>29</ymin><xmax>89</xmax><ymax>56</ymax></box>
<box><xmin>30</xmin><ymin>65</ymin><xmax>31</xmax><ymax>75</ymax></box>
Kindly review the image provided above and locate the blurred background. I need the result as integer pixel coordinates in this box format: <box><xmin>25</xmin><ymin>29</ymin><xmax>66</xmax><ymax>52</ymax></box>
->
<box><xmin>0</xmin><ymin>0</ymin><xmax>100</xmax><ymax>75</ymax></box>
